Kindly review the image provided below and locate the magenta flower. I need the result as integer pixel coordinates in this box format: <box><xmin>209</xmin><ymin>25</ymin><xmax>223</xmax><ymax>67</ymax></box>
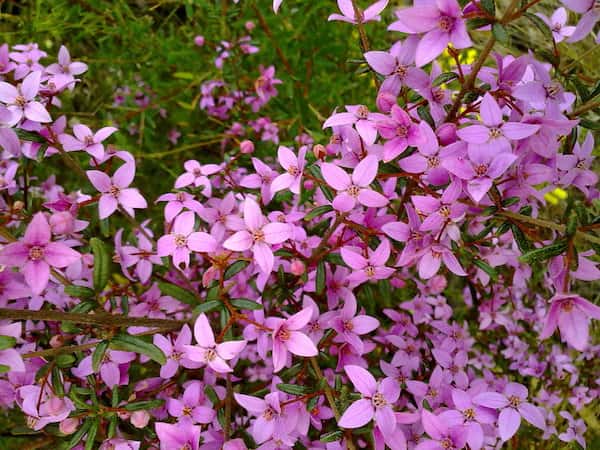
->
<box><xmin>0</xmin><ymin>212</ymin><xmax>80</xmax><ymax>294</ymax></box>
<box><xmin>0</xmin><ymin>71</ymin><xmax>51</xmax><ymax>124</ymax></box>
<box><xmin>265</xmin><ymin>307</ymin><xmax>318</xmax><ymax>372</ymax></box>
<box><xmin>223</xmin><ymin>197</ymin><xmax>291</xmax><ymax>274</ymax></box>
<box><xmin>270</xmin><ymin>146</ymin><xmax>306</xmax><ymax>195</ymax></box>
<box><xmin>328</xmin><ymin>0</ymin><xmax>389</xmax><ymax>24</ymax></box>
<box><xmin>321</xmin><ymin>155</ymin><xmax>389</xmax><ymax>212</ymax></box>
<box><xmin>378</xmin><ymin>105</ymin><xmax>424</xmax><ymax>162</ymax></box>
<box><xmin>72</xmin><ymin>349</ymin><xmax>136</xmax><ymax>388</ymax></box>
<box><xmin>155</xmin><ymin>422</ymin><xmax>201</xmax><ymax>450</ymax></box>
<box><xmin>240</xmin><ymin>157</ymin><xmax>278</xmax><ymax>204</ymax></box>
<box><xmin>17</xmin><ymin>385</ymin><xmax>74</xmax><ymax>431</ymax></box>
<box><xmin>156</xmin><ymin>191</ymin><xmax>204</xmax><ymax>223</ymax></box>
<box><xmin>174</xmin><ymin>159</ymin><xmax>221</xmax><ymax>195</ymax></box>
<box><xmin>562</xmin><ymin>0</ymin><xmax>599</xmax><ymax>42</ymax></box>
<box><xmin>389</xmin><ymin>0</ymin><xmax>472</xmax><ymax>67</ymax></box>
<box><xmin>473</xmin><ymin>382</ymin><xmax>545</xmax><ymax>441</ymax></box>
<box><xmin>411</xmin><ymin>181</ymin><xmax>466</xmax><ymax>233</ymax></box>
<box><xmin>167</xmin><ymin>382</ymin><xmax>215</xmax><ymax>424</ymax></box>
<box><xmin>183</xmin><ymin>313</ymin><xmax>246</xmax><ymax>373</ymax></box>
<box><xmin>539</xmin><ymin>293</ymin><xmax>600</xmax><ymax>351</ymax></box>
<box><xmin>418</xmin><ymin>244</ymin><xmax>466</xmax><ymax>279</ymax></box>
<box><xmin>46</xmin><ymin>45</ymin><xmax>88</xmax><ymax>77</ymax></box>
<box><xmin>536</xmin><ymin>8</ymin><xmax>575</xmax><ymax>42</ymax></box>
<box><xmin>556</xmin><ymin>132</ymin><xmax>598</xmax><ymax>195</ymax></box>
<box><xmin>457</xmin><ymin>93</ymin><xmax>540</xmax><ymax>154</ymax></box>
<box><xmin>60</xmin><ymin>124</ymin><xmax>117</xmax><ymax>159</ymax></box>
<box><xmin>234</xmin><ymin>392</ymin><xmax>288</xmax><ymax>444</ymax></box>
<box><xmin>416</xmin><ymin>409</ymin><xmax>467</xmax><ymax>450</ymax></box>
<box><xmin>341</xmin><ymin>239</ymin><xmax>394</xmax><ymax>286</ymax></box>
<box><xmin>322</xmin><ymin>296</ymin><xmax>380</xmax><ymax>353</ymax></box>
<box><xmin>153</xmin><ymin>325</ymin><xmax>202</xmax><ymax>379</ymax></box>
<box><xmin>323</xmin><ymin>105</ymin><xmax>381</xmax><ymax>144</ymax></box>
<box><xmin>338</xmin><ymin>365</ymin><xmax>399</xmax><ymax>438</ymax></box>
<box><xmin>87</xmin><ymin>164</ymin><xmax>147</xmax><ymax>219</ymax></box>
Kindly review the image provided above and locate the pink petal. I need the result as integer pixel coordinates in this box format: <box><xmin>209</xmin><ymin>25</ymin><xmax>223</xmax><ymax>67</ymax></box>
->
<box><xmin>323</xmin><ymin>112</ymin><xmax>357</xmax><ymax>128</ymax></box>
<box><xmin>479</xmin><ymin>93</ymin><xmax>502</xmax><ymax>127</ymax></box>
<box><xmin>187</xmin><ymin>232</ymin><xmax>217</xmax><ymax>253</ymax></box>
<box><xmin>194</xmin><ymin>314</ymin><xmax>216</xmax><ymax>348</ymax></box>
<box><xmin>338</xmin><ymin>398</ymin><xmax>374</xmax><ymax>429</ymax></box>
<box><xmin>87</xmin><ymin>170</ymin><xmax>112</xmax><ymax>193</ymax></box>
<box><xmin>457</xmin><ymin>125</ymin><xmax>490</xmax><ymax>144</ymax></box>
<box><xmin>518</xmin><ymin>403</ymin><xmax>545</xmax><ymax>429</ymax></box>
<box><xmin>253</xmin><ymin>241</ymin><xmax>274</xmax><ymax>274</ymax></box>
<box><xmin>498</xmin><ymin>408</ymin><xmax>521</xmax><ymax>441</ymax></box>
<box><xmin>223</xmin><ymin>230</ymin><xmax>253</xmax><ymax>252</ymax></box>
<box><xmin>364</xmin><ymin>51</ymin><xmax>396</xmax><ymax>75</ymax></box>
<box><xmin>358</xmin><ymin>189</ymin><xmax>389</xmax><ymax>208</ymax></box>
<box><xmin>216</xmin><ymin>340</ymin><xmax>247</xmax><ymax>360</ymax></box>
<box><xmin>286</xmin><ymin>307</ymin><xmax>313</xmax><ymax>330</ymax></box>
<box><xmin>243</xmin><ymin>197</ymin><xmax>265</xmax><ymax>231</ymax></box>
<box><xmin>286</xmin><ymin>331</ymin><xmax>318</xmax><ymax>357</ymax></box>
<box><xmin>23</xmin><ymin>259</ymin><xmax>50</xmax><ymax>295</ymax></box>
<box><xmin>118</xmin><ymin>188</ymin><xmax>147</xmax><ymax>210</ymax></box>
<box><xmin>21</xmin><ymin>71</ymin><xmax>41</xmax><ymax>100</ymax></box>
<box><xmin>24</xmin><ymin>212</ymin><xmax>51</xmax><ymax>245</ymax></box>
<box><xmin>321</xmin><ymin>162</ymin><xmax>350</xmax><ymax>191</ymax></box>
<box><xmin>24</xmin><ymin>102</ymin><xmax>51</xmax><ymax>123</ymax></box>
<box><xmin>113</xmin><ymin>163</ymin><xmax>135</xmax><ymax>188</ymax></box>
<box><xmin>344</xmin><ymin>365</ymin><xmax>377</xmax><ymax>396</ymax></box>
<box><xmin>262</xmin><ymin>222</ymin><xmax>291</xmax><ymax>244</ymax></box>
<box><xmin>352</xmin><ymin>154</ymin><xmax>379</xmax><ymax>187</ymax></box>
<box><xmin>473</xmin><ymin>392</ymin><xmax>509</xmax><ymax>409</ymax></box>
<box><xmin>341</xmin><ymin>247</ymin><xmax>368</xmax><ymax>270</ymax></box>
<box><xmin>44</xmin><ymin>242</ymin><xmax>80</xmax><ymax>268</ymax></box>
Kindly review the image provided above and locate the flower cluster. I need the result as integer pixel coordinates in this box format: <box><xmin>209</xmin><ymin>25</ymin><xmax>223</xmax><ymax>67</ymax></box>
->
<box><xmin>0</xmin><ymin>0</ymin><xmax>598</xmax><ymax>449</ymax></box>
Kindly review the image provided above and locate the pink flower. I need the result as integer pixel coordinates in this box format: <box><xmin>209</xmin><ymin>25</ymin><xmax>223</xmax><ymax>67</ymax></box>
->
<box><xmin>0</xmin><ymin>71</ymin><xmax>51</xmax><ymax>124</ymax></box>
<box><xmin>322</xmin><ymin>296</ymin><xmax>380</xmax><ymax>353</ymax></box>
<box><xmin>153</xmin><ymin>325</ymin><xmax>202</xmax><ymax>379</ymax></box>
<box><xmin>328</xmin><ymin>0</ymin><xmax>389</xmax><ymax>24</ymax></box>
<box><xmin>473</xmin><ymin>382</ymin><xmax>545</xmax><ymax>441</ymax></box>
<box><xmin>60</xmin><ymin>124</ymin><xmax>117</xmax><ymax>159</ymax></box>
<box><xmin>338</xmin><ymin>365</ymin><xmax>399</xmax><ymax>438</ymax></box>
<box><xmin>270</xmin><ymin>146</ymin><xmax>306</xmax><ymax>195</ymax></box>
<box><xmin>323</xmin><ymin>105</ymin><xmax>381</xmax><ymax>144</ymax></box>
<box><xmin>155</xmin><ymin>422</ymin><xmax>201</xmax><ymax>450</ymax></box>
<box><xmin>341</xmin><ymin>239</ymin><xmax>394</xmax><ymax>286</ymax></box>
<box><xmin>87</xmin><ymin>163</ymin><xmax>147</xmax><ymax>219</ymax></box>
<box><xmin>234</xmin><ymin>392</ymin><xmax>289</xmax><ymax>443</ymax></box>
<box><xmin>265</xmin><ymin>307</ymin><xmax>318</xmax><ymax>372</ymax></box>
<box><xmin>378</xmin><ymin>105</ymin><xmax>424</xmax><ymax>162</ymax></box>
<box><xmin>223</xmin><ymin>197</ymin><xmax>291</xmax><ymax>274</ymax></box>
<box><xmin>539</xmin><ymin>293</ymin><xmax>600</xmax><ymax>351</ymax></box>
<box><xmin>183</xmin><ymin>313</ymin><xmax>247</xmax><ymax>373</ymax></box>
<box><xmin>17</xmin><ymin>385</ymin><xmax>74</xmax><ymax>430</ymax></box>
<box><xmin>321</xmin><ymin>155</ymin><xmax>389</xmax><ymax>212</ymax></box>
<box><xmin>0</xmin><ymin>213</ymin><xmax>80</xmax><ymax>294</ymax></box>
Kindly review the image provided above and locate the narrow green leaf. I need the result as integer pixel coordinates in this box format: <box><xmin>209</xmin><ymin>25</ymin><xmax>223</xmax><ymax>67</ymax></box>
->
<box><xmin>230</xmin><ymin>298</ymin><xmax>263</xmax><ymax>310</ymax></box>
<box><xmin>194</xmin><ymin>300</ymin><xmax>222</xmax><ymax>313</ymax></box>
<box><xmin>224</xmin><ymin>260</ymin><xmax>250</xmax><ymax>279</ymax></box>
<box><xmin>66</xmin><ymin>417</ymin><xmax>93</xmax><ymax>448</ymax></box>
<box><xmin>90</xmin><ymin>238</ymin><xmax>110</xmax><ymax>292</ymax></box>
<box><xmin>0</xmin><ymin>364</ymin><xmax>10</xmax><ymax>373</ymax></box>
<box><xmin>492</xmin><ymin>23</ymin><xmax>509</xmax><ymax>44</ymax></box>
<box><xmin>0</xmin><ymin>336</ymin><xmax>16</xmax><ymax>350</ymax></box>
<box><xmin>157</xmin><ymin>280</ymin><xmax>198</xmax><ymax>306</ymax></box>
<box><xmin>432</xmin><ymin>72</ymin><xmax>459</xmax><ymax>87</ymax></box>
<box><xmin>473</xmin><ymin>259</ymin><xmax>498</xmax><ymax>281</ymax></box>
<box><xmin>56</xmin><ymin>354</ymin><xmax>76</xmax><ymax>368</ymax></box>
<box><xmin>124</xmin><ymin>399</ymin><xmax>165</xmax><ymax>411</ymax></box>
<box><xmin>92</xmin><ymin>340</ymin><xmax>109</xmax><ymax>373</ymax></box>
<box><xmin>64</xmin><ymin>285</ymin><xmax>96</xmax><ymax>299</ymax></box>
<box><xmin>304</xmin><ymin>205</ymin><xmax>333</xmax><ymax>221</ymax></box>
<box><xmin>277</xmin><ymin>383</ymin><xmax>312</xmax><ymax>395</ymax></box>
<box><xmin>320</xmin><ymin>430</ymin><xmax>343</xmax><ymax>442</ymax></box>
<box><xmin>204</xmin><ymin>385</ymin><xmax>219</xmax><ymax>405</ymax></box>
<box><xmin>110</xmin><ymin>334</ymin><xmax>166</xmax><ymax>365</ymax></box>
<box><xmin>519</xmin><ymin>240</ymin><xmax>568</xmax><ymax>264</ymax></box>
<box><xmin>511</xmin><ymin>224</ymin><xmax>533</xmax><ymax>253</ymax></box>
<box><xmin>316</xmin><ymin>261</ymin><xmax>326</xmax><ymax>295</ymax></box>
<box><xmin>84</xmin><ymin>417</ymin><xmax>99</xmax><ymax>450</ymax></box>
<box><xmin>480</xmin><ymin>0</ymin><xmax>495</xmax><ymax>15</ymax></box>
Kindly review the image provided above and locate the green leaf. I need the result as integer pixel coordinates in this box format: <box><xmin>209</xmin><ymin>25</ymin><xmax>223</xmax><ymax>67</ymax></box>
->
<box><xmin>316</xmin><ymin>260</ymin><xmax>326</xmax><ymax>295</ymax></box>
<box><xmin>84</xmin><ymin>417</ymin><xmax>99</xmax><ymax>450</ymax></box>
<box><xmin>480</xmin><ymin>0</ymin><xmax>495</xmax><ymax>15</ymax></box>
<box><xmin>502</xmin><ymin>197</ymin><xmax>520</xmax><ymax>207</ymax></box>
<box><xmin>65</xmin><ymin>419</ymin><xmax>92</xmax><ymax>447</ymax></box>
<box><xmin>468</xmin><ymin>18</ymin><xmax>491</xmax><ymax>30</ymax></box>
<box><xmin>110</xmin><ymin>334</ymin><xmax>166</xmax><ymax>365</ymax></box>
<box><xmin>492</xmin><ymin>23</ymin><xmax>509</xmax><ymax>44</ymax></box>
<box><xmin>523</xmin><ymin>12</ymin><xmax>553</xmax><ymax>39</ymax></box>
<box><xmin>56</xmin><ymin>354</ymin><xmax>76</xmax><ymax>368</ymax></box>
<box><xmin>0</xmin><ymin>364</ymin><xmax>10</xmax><ymax>373</ymax></box>
<box><xmin>90</xmin><ymin>238</ymin><xmax>110</xmax><ymax>292</ymax></box>
<box><xmin>304</xmin><ymin>205</ymin><xmax>334</xmax><ymax>221</ymax></box>
<box><xmin>511</xmin><ymin>224</ymin><xmax>533</xmax><ymax>253</ymax></box>
<box><xmin>124</xmin><ymin>399</ymin><xmax>165</xmax><ymax>411</ymax></box>
<box><xmin>51</xmin><ymin>365</ymin><xmax>64</xmax><ymax>397</ymax></box>
<box><xmin>204</xmin><ymin>385</ymin><xmax>219</xmax><ymax>405</ymax></box>
<box><xmin>92</xmin><ymin>340</ymin><xmax>110</xmax><ymax>373</ymax></box>
<box><xmin>194</xmin><ymin>300</ymin><xmax>222</xmax><ymax>313</ymax></box>
<box><xmin>224</xmin><ymin>260</ymin><xmax>250</xmax><ymax>280</ymax></box>
<box><xmin>277</xmin><ymin>383</ymin><xmax>312</xmax><ymax>395</ymax></box>
<box><xmin>432</xmin><ymin>72</ymin><xmax>459</xmax><ymax>87</ymax></box>
<box><xmin>0</xmin><ymin>335</ymin><xmax>16</xmax><ymax>350</ymax></box>
<box><xmin>417</xmin><ymin>105</ymin><xmax>435</xmax><ymax>128</ymax></box>
<box><xmin>325</xmin><ymin>252</ymin><xmax>347</xmax><ymax>266</ymax></box>
<box><xmin>519</xmin><ymin>240</ymin><xmax>568</xmax><ymax>264</ymax></box>
<box><xmin>320</xmin><ymin>430</ymin><xmax>344</xmax><ymax>442</ymax></box>
<box><xmin>473</xmin><ymin>259</ymin><xmax>498</xmax><ymax>281</ymax></box>
<box><xmin>157</xmin><ymin>280</ymin><xmax>198</xmax><ymax>306</ymax></box>
<box><xmin>230</xmin><ymin>298</ymin><xmax>263</xmax><ymax>310</ymax></box>
<box><xmin>580</xmin><ymin>119</ymin><xmax>600</xmax><ymax>131</ymax></box>
<box><xmin>64</xmin><ymin>285</ymin><xmax>96</xmax><ymax>299</ymax></box>
<box><xmin>14</xmin><ymin>128</ymin><xmax>46</xmax><ymax>143</ymax></box>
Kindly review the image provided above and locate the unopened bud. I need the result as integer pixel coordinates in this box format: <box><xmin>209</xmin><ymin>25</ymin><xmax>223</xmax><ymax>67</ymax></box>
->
<box><xmin>12</xmin><ymin>200</ymin><xmax>25</xmax><ymax>212</ymax></box>
<box><xmin>240</xmin><ymin>140</ymin><xmax>255</xmax><ymax>154</ymax></box>
<box><xmin>50</xmin><ymin>211</ymin><xmax>75</xmax><ymax>235</ymax></box>
<box><xmin>376</xmin><ymin>91</ymin><xmax>397</xmax><ymax>113</ymax></box>
<box><xmin>194</xmin><ymin>35</ymin><xmax>205</xmax><ymax>46</ymax></box>
<box><xmin>130</xmin><ymin>410</ymin><xmax>150</xmax><ymax>428</ymax></box>
<box><xmin>436</xmin><ymin>123</ymin><xmax>457</xmax><ymax>145</ymax></box>
<box><xmin>313</xmin><ymin>144</ymin><xmax>326</xmax><ymax>160</ymax></box>
<box><xmin>59</xmin><ymin>418</ymin><xmax>79</xmax><ymax>435</ymax></box>
<box><xmin>50</xmin><ymin>335</ymin><xmax>64</xmax><ymax>348</ymax></box>
<box><xmin>245</xmin><ymin>21</ymin><xmax>255</xmax><ymax>31</ymax></box>
<box><xmin>290</xmin><ymin>259</ymin><xmax>305</xmax><ymax>276</ymax></box>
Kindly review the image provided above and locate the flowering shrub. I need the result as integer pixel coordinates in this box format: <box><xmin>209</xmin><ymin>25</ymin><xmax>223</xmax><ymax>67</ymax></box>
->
<box><xmin>0</xmin><ymin>1</ymin><xmax>599</xmax><ymax>449</ymax></box>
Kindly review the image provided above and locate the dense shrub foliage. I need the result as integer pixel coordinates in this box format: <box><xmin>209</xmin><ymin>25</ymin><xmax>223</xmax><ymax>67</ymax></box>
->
<box><xmin>0</xmin><ymin>0</ymin><xmax>598</xmax><ymax>449</ymax></box>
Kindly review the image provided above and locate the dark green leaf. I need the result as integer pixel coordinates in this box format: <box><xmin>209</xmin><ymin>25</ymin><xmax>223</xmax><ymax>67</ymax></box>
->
<box><xmin>92</xmin><ymin>340</ymin><xmax>109</xmax><ymax>373</ymax></box>
<box><xmin>492</xmin><ymin>23</ymin><xmax>509</xmax><ymax>44</ymax></box>
<box><xmin>277</xmin><ymin>383</ymin><xmax>312</xmax><ymax>395</ymax></box>
<box><xmin>231</xmin><ymin>298</ymin><xmax>263</xmax><ymax>310</ymax></box>
<box><xmin>519</xmin><ymin>240</ymin><xmax>568</xmax><ymax>264</ymax></box>
<box><xmin>158</xmin><ymin>280</ymin><xmax>198</xmax><ymax>306</ymax></box>
<box><xmin>0</xmin><ymin>335</ymin><xmax>16</xmax><ymax>350</ymax></box>
<box><xmin>511</xmin><ymin>224</ymin><xmax>533</xmax><ymax>253</ymax></box>
<box><xmin>316</xmin><ymin>261</ymin><xmax>326</xmax><ymax>295</ymax></box>
<box><xmin>84</xmin><ymin>417</ymin><xmax>99</xmax><ymax>450</ymax></box>
<box><xmin>90</xmin><ymin>238</ymin><xmax>110</xmax><ymax>292</ymax></box>
<box><xmin>56</xmin><ymin>354</ymin><xmax>76</xmax><ymax>368</ymax></box>
<box><xmin>480</xmin><ymin>0</ymin><xmax>495</xmax><ymax>15</ymax></box>
<box><xmin>320</xmin><ymin>430</ymin><xmax>343</xmax><ymax>442</ymax></box>
<box><xmin>14</xmin><ymin>128</ymin><xmax>46</xmax><ymax>143</ymax></box>
<box><xmin>473</xmin><ymin>258</ymin><xmax>498</xmax><ymax>281</ymax></box>
<box><xmin>195</xmin><ymin>300</ymin><xmax>222</xmax><ymax>313</ymax></box>
<box><xmin>124</xmin><ymin>399</ymin><xmax>165</xmax><ymax>411</ymax></box>
<box><xmin>224</xmin><ymin>260</ymin><xmax>250</xmax><ymax>279</ymax></box>
<box><xmin>432</xmin><ymin>72</ymin><xmax>459</xmax><ymax>87</ymax></box>
<box><xmin>110</xmin><ymin>334</ymin><xmax>166</xmax><ymax>365</ymax></box>
<box><xmin>304</xmin><ymin>205</ymin><xmax>334</xmax><ymax>221</ymax></box>
<box><xmin>64</xmin><ymin>285</ymin><xmax>96</xmax><ymax>299</ymax></box>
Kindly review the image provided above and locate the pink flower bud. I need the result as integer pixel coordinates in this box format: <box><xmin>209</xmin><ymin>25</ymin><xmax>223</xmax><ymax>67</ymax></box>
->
<box><xmin>313</xmin><ymin>144</ymin><xmax>326</xmax><ymax>160</ymax></box>
<box><xmin>390</xmin><ymin>277</ymin><xmax>406</xmax><ymax>288</ymax></box>
<box><xmin>194</xmin><ymin>35</ymin><xmax>205</xmax><ymax>46</ymax></box>
<box><xmin>240</xmin><ymin>140</ymin><xmax>255</xmax><ymax>154</ymax></box>
<box><xmin>376</xmin><ymin>91</ymin><xmax>397</xmax><ymax>113</ymax></box>
<box><xmin>290</xmin><ymin>259</ymin><xmax>305</xmax><ymax>276</ymax></box>
<box><xmin>427</xmin><ymin>275</ymin><xmax>447</xmax><ymax>294</ymax></box>
<box><xmin>130</xmin><ymin>410</ymin><xmax>150</xmax><ymax>428</ymax></box>
<box><xmin>303</xmin><ymin>179</ymin><xmax>314</xmax><ymax>190</ymax></box>
<box><xmin>245</xmin><ymin>21</ymin><xmax>255</xmax><ymax>31</ymax></box>
<box><xmin>50</xmin><ymin>211</ymin><xmax>75</xmax><ymax>235</ymax></box>
<box><xmin>50</xmin><ymin>335</ymin><xmax>64</xmax><ymax>348</ymax></box>
<box><xmin>59</xmin><ymin>418</ymin><xmax>79</xmax><ymax>435</ymax></box>
<box><xmin>436</xmin><ymin>123</ymin><xmax>457</xmax><ymax>145</ymax></box>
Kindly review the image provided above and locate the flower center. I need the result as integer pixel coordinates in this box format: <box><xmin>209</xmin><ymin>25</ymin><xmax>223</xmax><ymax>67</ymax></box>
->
<box><xmin>84</xmin><ymin>135</ymin><xmax>94</xmax><ymax>146</ymax></box>
<box><xmin>109</xmin><ymin>185</ymin><xmax>120</xmax><ymax>197</ymax></box>
<box><xmin>182</xmin><ymin>406</ymin><xmax>193</xmax><ymax>416</ymax></box>
<box><xmin>439</xmin><ymin>205</ymin><xmax>451</xmax><ymax>218</ymax></box>
<box><xmin>508</xmin><ymin>395</ymin><xmax>521</xmax><ymax>408</ymax></box>
<box><xmin>347</xmin><ymin>185</ymin><xmax>361</xmax><ymax>198</ymax></box>
<box><xmin>475</xmin><ymin>164</ymin><xmax>488</xmax><ymax>176</ymax></box>
<box><xmin>174</xmin><ymin>234</ymin><xmax>187</xmax><ymax>247</ymax></box>
<box><xmin>204</xmin><ymin>348</ymin><xmax>217</xmax><ymax>362</ymax></box>
<box><xmin>343</xmin><ymin>320</ymin><xmax>354</xmax><ymax>331</ymax></box>
<box><xmin>396</xmin><ymin>124</ymin><xmax>409</xmax><ymax>137</ymax></box>
<box><xmin>287</xmin><ymin>165</ymin><xmax>300</xmax><ymax>176</ymax></box>
<box><xmin>356</xmin><ymin>105</ymin><xmax>369</xmax><ymax>119</ymax></box>
<box><xmin>394</xmin><ymin>64</ymin><xmax>408</xmax><ymax>78</ymax></box>
<box><xmin>441</xmin><ymin>437</ymin><xmax>454</xmax><ymax>449</ymax></box>
<box><xmin>544</xmin><ymin>82</ymin><xmax>561</xmax><ymax>98</ymax></box>
<box><xmin>438</xmin><ymin>16</ymin><xmax>453</xmax><ymax>31</ymax></box>
<box><xmin>575</xmin><ymin>160</ymin><xmax>587</xmax><ymax>169</ymax></box>
<box><xmin>26</xmin><ymin>416</ymin><xmax>38</xmax><ymax>429</ymax></box>
<box><xmin>262</xmin><ymin>407</ymin><xmax>275</xmax><ymax>421</ymax></box>
<box><xmin>176</xmin><ymin>192</ymin><xmax>186</xmax><ymax>202</ymax></box>
<box><xmin>427</xmin><ymin>156</ymin><xmax>440</xmax><ymax>168</ymax></box>
<box><xmin>372</xmin><ymin>392</ymin><xmax>387</xmax><ymax>408</ymax></box>
<box><xmin>365</xmin><ymin>265</ymin><xmax>376</xmax><ymax>277</ymax></box>
<box><xmin>489</xmin><ymin>128</ymin><xmax>502</xmax><ymax>138</ymax></box>
<box><xmin>463</xmin><ymin>408</ymin><xmax>475</xmax><ymax>421</ymax></box>
<box><xmin>561</xmin><ymin>299</ymin><xmax>574</xmax><ymax>312</ymax></box>
<box><xmin>14</xmin><ymin>95</ymin><xmax>26</xmax><ymax>107</ymax></box>
<box><xmin>171</xmin><ymin>351</ymin><xmax>182</xmax><ymax>361</ymax></box>
<box><xmin>432</xmin><ymin>88</ymin><xmax>445</xmax><ymax>103</ymax></box>
<box><xmin>252</xmin><ymin>229</ymin><xmax>265</xmax><ymax>242</ymax></box>
<box><xmin>29</xmin><ymin>246</ymin><xmax>45</xmax><ymax>261</ymax></box>
<box><xmin>427</xmin><ymin>387</ymin><xmax>438</xmax><ymax>398</ymax></box>
<box><xmin>276</xmin><ymin>326</ymin><xmax>290</xmax><ymax>342</ymax></box>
